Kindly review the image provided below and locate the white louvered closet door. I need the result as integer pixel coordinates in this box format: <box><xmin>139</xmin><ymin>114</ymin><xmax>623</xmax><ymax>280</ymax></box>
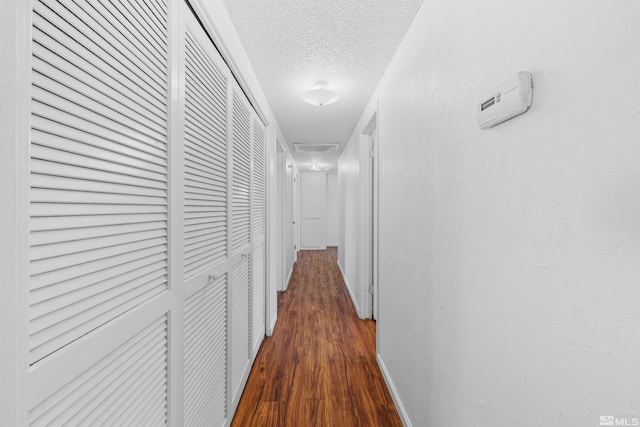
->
<box><xmin>29</xmin><ymin>0</ymin><xmax>171</xmax><ymax>424</ymax></box>
<box><xmin>230</xmin><ymin>88</ymin><xmax>253</xmax><ymax>404</ymax></box>
<box><xmin>181</xmin><ymin>8</ymin><xmax>230</xmax><ymax>427</ymax></box>
<box><xmin>24</xmin><ymin>0</ymin><xmax>269</xmax><ymax>424</ymax></box>
<box><xmin>251</xmin><ymin>119</ymin><xmax>267</xmax><ymax>353</ymax></box>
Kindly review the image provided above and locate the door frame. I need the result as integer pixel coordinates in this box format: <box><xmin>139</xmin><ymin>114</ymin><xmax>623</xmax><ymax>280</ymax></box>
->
<box><xmin>362</xmin><ymin>110</ymin><xmax>379</xmax><ymax>321</ymax></box>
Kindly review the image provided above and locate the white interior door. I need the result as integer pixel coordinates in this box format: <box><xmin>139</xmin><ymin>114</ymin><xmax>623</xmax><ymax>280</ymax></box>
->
<box><xmin>292</xmin><ymin>170</ymin><xmax>299</xmax><ymax>262</ymax></box>
<box><xmin>299</xmin><ymin>172</ymin><xmax>327</xmax><ymax>249</ymax></box>
<box><xmin>230</xmin><ymin>88</ymin><xmax>253</xmax><ymax>404</ymax></box>
<box><xmin>27</xmin><ymin>0</ymin><xmax>172</xmax><ymax>423</ymax></box>
<box><xmin>276</xmin><ymin>148</ymin><xmax>285</xmax><ymax>291</ymax></box>
<box><xmin>181</xmin><ymin>10</ymin><xmax>231</xmax><ymax>426</ymax></box>
<box><xmin>251</xmin><ymin>118</ymin><xmax>266</xmax><ymax>354</ymax></box>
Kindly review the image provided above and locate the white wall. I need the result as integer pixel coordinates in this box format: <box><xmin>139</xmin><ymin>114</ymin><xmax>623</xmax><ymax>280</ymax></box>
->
<box><xmin>338</xmin><ymin>139</ymin><xmax>368</xmax><ymax>318</ymax></box>
<box><xmin>342</xmin><ymin>1</ymin><xmax>640</xmax><ymax>425</ymax></box>
<box><xmin>326</xmin><ymin>172</ymin><xmax>339</xmax><ymax>247</ymax></box>
<box><xmin>283</xmin><ymin>158</ymin><xmax>297</xmax><ymax>288</ymax></box>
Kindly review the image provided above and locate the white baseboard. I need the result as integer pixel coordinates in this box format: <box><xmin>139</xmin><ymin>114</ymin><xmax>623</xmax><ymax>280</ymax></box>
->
<box><xmin>284</xmin><ymin>264</ymin><xmax>294</xmax><ymax>291</ymax></box>
<box><xmin>337</xmin><ymin>260</ymin><xmax>364</xmax><ymax>318</ymax></box>
<box><xmin>252</xmin><ymin>327</ymin><xmax>265</xmax><ymax>357</ymax></box>
<box><xmin>377</xmin><ymin>353</ymin><xmax>412</xmax><ymax>427</ymax></box>
<box><xmin>267</xmin><ymin>313</ymin><xmax>277</xmax><ymax>337</ymax></box>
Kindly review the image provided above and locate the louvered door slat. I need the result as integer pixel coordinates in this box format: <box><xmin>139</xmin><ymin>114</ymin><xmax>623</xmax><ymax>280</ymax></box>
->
<box><xmin>252</xmin><ymin>243</ymin><xmax>266</xmax><ymax>343</ymax></box>
<box><xmin>184</xmin><ymin>277</ymin><xmax>227</xmax><ymax>427</ymax></box>
<box><xmin>31</xmin><ymin>103</ymin><xmax>167</xmax><ymax>155</ymax></box>
<box><xmin>32</xmin><ymin>86</ymin><xmax>167</xmax><ymax>147</ymax></box>
<box><xmin>32</xmin><ymin>263</ymin><xmax>167</xmax><ymax>315</ymax></box>
<box><xmin>33</xmin><ymin>54</ymin><xmax>167</xmax><ymax>130</ymax></box>
<box><xmin>30</xmin><ymin>230</ymin><xmax>166</xmax><ymax>269</ymax></box>
<box><xmin>34</xmin><ymin>1</ymin><xmax>166</xmax><ymax>102</ymax></box>
<box><xmin>30</xmin><ymin>141</ymin><xmax>167</xmax><ymax>178</ymax></box>
<box><xmin>30</xmin><ymin>0</ymin><xmax>169</xmax><ymax>365</ymax></box>
<box><xmin>29</xmin><ymin>316</ymin><xmax>168</xmax><ymax>427</ymax></box>
<box><xmin>32</xmin><ymin>14</ymin><xmax>166</xmax><ymax>112</ymax></box>
<box><xmin>185</xmin><ymin>97</ymin><xmax>226</xmax><ymax>143</ymax></box>
<box><xmin>31</xmin><ymin>213</ymin><xmax>167</xmax><ymax>232</ymax></box>
<box><xmin>185</xmin><ymin>132</ymin><xmax>226</xmax><ymax>166</ymax></box>
<box><xmin>145</xmin><ymin>0</ymin><xmax>168</xmax><ymax>33</ymax></box>
<box><xmin>183</xmin><ymin>31</ymin><xmax>228</xmax><ymax>279</ymax></box>
<box><xmin>30</xmin><ymin>275</ymin><xmax>166</xmax><ymax>354</ymax></box>
<box><xmin>252</xmin><ymin>121</ymin><xmax>266</xmax><ymax>240</ymax></box>
<box><xmin>118</xmin><ymin>0</ymin><xmax>167</xmax><ymax>45</ymax></box>
<box><xmin>185</xmin><ymin>157</ymin><xmax>226</xmax><ymax>183</ymax></box>
<box><xmin>231</xmin><ymin>257</ymin><xmax>251</xmax><ymax>399</ymax></box>
<box><xmin>103</xmin><ymin>0</ymin><xmax>168</xmax><ymax>61</ymax></box>
<box><xmin>231</xmin><ymin>92</ymin><xmax>251</xmax><ymax>253</ymax></box>
<box><xmin>31</xmin><ymin>175</ymin><xmax>166</xmax><ymax>199</ymax></box>
<box><xmin>184</xmin><ymin>37</ymin><xmax>226</xmax><ymax>104</ymax></box>
<box><xmin>32</xmin><ymin>110</ymin><xmax>166</xmax><ymax>159</ymax></box>
<box><xmin>31</xmin><ymin>106</ymin><xmax>167</xmax><ymax>154</ymax></box>
<box><xmin>184</xmin><ymin>85</ymin><xmax>227</xmax><ymax>136</ymax></box>
<box><xmin>31</xmin><ymin>219</ymin><xmax>167</xmax><ymax>242</ymax></box>
<box><xmin>38</xmin><ymin>0</ymin><xmax>167</xmax><ymax>95</ymax></box>
<box><xmin>64</xmin><ymin>337</ymin><xmax>167</xmax><ymax>425</ymax></box>
<box><xmin>184</xmin><ymin>138</ymin><xmax>227</xmax><ymax>171</ymax></box>
<box><xmin>32</xmin><ymin>35</ymin><xmax>166</xmax><ymax>121</ymax></box>
<box><xmin>185</xmin><ymin>179</ymin><xmax>228</xmax><ymax>198</ymax></box>
<box><xmin>31</xmin><ymin>160</ymin><xmax>165</xmax><ymax>192</ymax></box>
<box><xmin>185</xmin><ymin>172</ymin><xmax>226</xmax><ymax>192</ymax></box>
<box><xmin>72</xmin><ymin>0</ymin><xmax>167</xmax><ymax>76</ymax></box>
<box><xmin>183</xmin><ymin>72</ymin><xmax>226</xmax><ymax>124</ymax></box>
<box><xmin>31</xmin><ymin>203</ymin><xmax>166</xmax><ymax>217</ymax></box>
<box><xmin>32</xmin><ymin>46</ymin><xmax>166</xmax><ymax>132</ymax></box>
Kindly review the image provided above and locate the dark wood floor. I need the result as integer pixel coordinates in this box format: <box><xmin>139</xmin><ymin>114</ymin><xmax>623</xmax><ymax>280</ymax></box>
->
<box><xmin>231</xmin><ymin>248</ymin><xmax>402</xmax><ymax>427</ymax></box>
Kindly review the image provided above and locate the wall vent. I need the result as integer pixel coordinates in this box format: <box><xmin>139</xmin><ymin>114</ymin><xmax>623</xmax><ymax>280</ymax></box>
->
<box><xmin>294</xmin><ymin>143</ymin><xmax>339</xmax><ymax>153</ymax></box>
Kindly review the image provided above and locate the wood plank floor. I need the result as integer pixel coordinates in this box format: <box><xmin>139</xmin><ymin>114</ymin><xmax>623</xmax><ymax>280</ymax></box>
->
<box><xmin>231</xmin><ymin>248</ymin><xmax>402</xmax><ymax>427</ymax></box>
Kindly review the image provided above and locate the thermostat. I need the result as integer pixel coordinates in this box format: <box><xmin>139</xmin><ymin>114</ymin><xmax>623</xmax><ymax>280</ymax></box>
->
<box><xmin>477</xmin><ymin>71</ymin><xmax>533</xmax><ymax>129</ymax></box>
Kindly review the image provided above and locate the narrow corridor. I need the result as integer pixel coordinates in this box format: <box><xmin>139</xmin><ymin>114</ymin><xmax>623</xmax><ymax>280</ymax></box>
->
<box><xmin>231</xmin><ymin>249</ymin><xmax>401</xmax><ymax>426</ymax></box>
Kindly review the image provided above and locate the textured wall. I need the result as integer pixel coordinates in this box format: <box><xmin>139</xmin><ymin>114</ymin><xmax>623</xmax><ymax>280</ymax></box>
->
<box><xmin>338</xmin><ymin>138</ymin><xmax>364</xmax><ymax>316</ymax></box>
<box><xmin>343</xmin><ymin>0</ymin><xmax>640</xmax><ymax>425</ymax></box>
<box><xmin>326</xmin><ymin>173</ymin><xmax>340</xmax><ymax>247</ymax></box>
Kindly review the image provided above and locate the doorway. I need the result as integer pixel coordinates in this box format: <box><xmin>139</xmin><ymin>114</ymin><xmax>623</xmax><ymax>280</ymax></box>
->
<box><xmin>362</xmin><ymin>113</ymin><xmax>379</xmax><ymax>320</ymax></box>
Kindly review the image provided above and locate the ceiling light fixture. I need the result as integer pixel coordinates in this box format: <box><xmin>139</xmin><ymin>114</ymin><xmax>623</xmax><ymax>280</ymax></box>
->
<box><xmin>301</xmin><ymin>81</ymin><xmax>340</xmax><ymax>106</ymax></box>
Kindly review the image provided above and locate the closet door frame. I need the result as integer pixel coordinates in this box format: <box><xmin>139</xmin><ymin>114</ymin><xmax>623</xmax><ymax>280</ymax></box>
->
<box><xmin>4</xmin><ymin>0</ymin><xmax>32</xmax><ymax>424</ymax></box>
<box><xmin>3</xmin><ymin>0</ymin><xmax>271</xmax><ymax>424</ymax></box>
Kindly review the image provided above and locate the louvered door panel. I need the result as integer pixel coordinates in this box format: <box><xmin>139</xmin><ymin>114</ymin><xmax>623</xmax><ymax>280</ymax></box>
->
<box><xmin>231</xmin><ymin>257</ymin><xmax>250</xmax><ymax>399</ymax></box>
<box><xmin>231</xmin><ymin>92</ymin><xmax>251</xmax><ymax>253</ymax></box>
<box><xmin>184</xmin><ymin>276</ymin><xmax>227</xmax><ymax>427</ymax></box>
<box><xmin>29</xmin><ymin>0</ymin><xmax>169</xmax><ymax>365</ymax></box>
<box><xmin>252</xmin><ymin>120</ymin><xmax>266</xmax><ymax>242</ymax></box>
<box><xmin>252</xmin><ymin>242</ymin><xmax>266</xmax><ymax>345</ymax></box>
<box><xmin>183</xmin><ymin>30</ymin><xmax>228</xmax><ymax>278</ymax></box>
<box><xmin>250</xmin><ymin>120</ymin><xmax>266</xmax><ymax>350</ymax></box>
<box><xmin>28</xmin><ymin>316</ymin><xmax>169</xmax><ymax>427</ymax></box>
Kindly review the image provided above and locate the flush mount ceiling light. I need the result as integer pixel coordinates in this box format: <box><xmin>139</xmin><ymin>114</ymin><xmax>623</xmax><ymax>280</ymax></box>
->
<box><xmin>301</xmin><ymin>81</ymin><xmax>340</xmax><ymax>106</ymax></box>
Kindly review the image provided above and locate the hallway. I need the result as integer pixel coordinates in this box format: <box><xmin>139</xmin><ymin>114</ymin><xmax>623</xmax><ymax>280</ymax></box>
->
<box><xmin>231</xmin><ymin>249</ymin><xmax>401</xmax><ymax>426</ymax></box>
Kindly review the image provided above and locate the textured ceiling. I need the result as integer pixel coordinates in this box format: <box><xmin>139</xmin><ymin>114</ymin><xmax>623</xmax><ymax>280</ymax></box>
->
<box><xmin>222</xmin><ymin>0</ymin><xmax>423</xmax><ymax>171</ymax></box>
